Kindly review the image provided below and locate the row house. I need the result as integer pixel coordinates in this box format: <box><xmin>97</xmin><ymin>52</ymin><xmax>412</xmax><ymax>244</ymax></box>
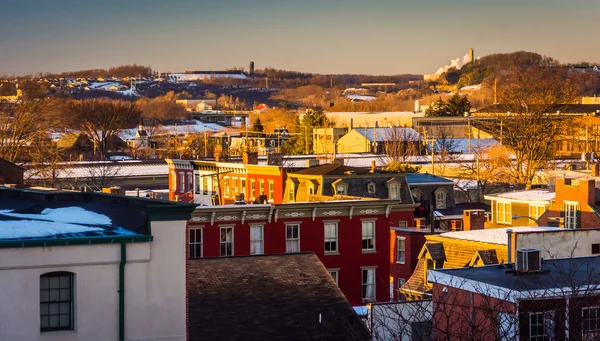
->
<box><xmin>186</xmin><ymin>199</ymin><xmax>418</xmax><ymax>306</ymax></box>
<box><xmin>429</xmin><ymin>255</ymin><xmax>600</xmax><ymax>341</ymax></box>
<box><xmin>538</xmin><ymin>177</ymin><xmax>600</xmax><ymax>229</ymax></box>
<box><xmin>485</xmin><ymin>188</ymin><xmax>555</xmax><ymax>228</ymax></box>
<box><xmin>166</xmin><ymin>159</ymin><xmax>285</xmax><ymax>205</ymax></box>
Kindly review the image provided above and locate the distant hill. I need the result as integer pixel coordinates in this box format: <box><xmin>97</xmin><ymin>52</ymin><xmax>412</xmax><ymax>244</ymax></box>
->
<box><xmin>31</xmin><ymin>64</ymin><xmax>153</xmax><ymax>79</ymax></box>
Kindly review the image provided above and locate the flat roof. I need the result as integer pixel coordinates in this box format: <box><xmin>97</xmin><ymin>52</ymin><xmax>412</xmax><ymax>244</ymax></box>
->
<box><xmin>438</xmin><ymin>226</ymin><xmax>560</xmax><ymax>245</ymax></box>
<box><xmin>484</xmin><ymin>189</ymin><xmax>555</xmax><ymax>203</ymax></box>
<box><xmin>431</xmin><ymin>256</ymin><xmax>600</xmax><ymax>296</ymax></box>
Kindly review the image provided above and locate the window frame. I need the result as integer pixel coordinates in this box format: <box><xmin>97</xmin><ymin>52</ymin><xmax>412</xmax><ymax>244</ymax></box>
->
<box><xmin>268</xmin><ymin>181</ymin><xmax>275</xmax><ymax>201</ymax></box>
<box><xmin>367</xmin><ymin>182</ymin><xmax>376</xmax><ymax>194</ymax></box>
<box><xmin>362</xmin><ymin>220</ymin><xmax>376</xmax><ymax>252</ymax></box>
<box><xmin>188</xmin><ymin>227</ymin><xmax>203</xmax><ymax>259</ymax></box>
<box><xmin>434</xmin><ymin>188</ymin><xmax>446</xmax><ymax>209</ymax></box>
<box><xmin>565</xmin><ymin>201</ymin><xmax>579</xmax><ymax>229</ymax></box>
<box><xmin>529</xmin><ymin>204</ymin><xmax>546</xmax><ymax>221</ymax></box>
<box><xmin>250</xmin><ymin>225</ymin><xmax>264</xmax><ymax>255</ymax></box>
<box><xmin>187</xmin><ymin>173</ymin><xmax>193</xmax><ymax>193</ymax></box>
<box><xmin>529</xmin><ymin>311</ymin><xmax>555</xmax><ymax>341</ymax></box>
<box><xmin>220</xmin><ymin>226</ymin><xmax>234</xmax><ymax>257</ymax></box>
<box><xmin>324</xmin><ymin>222</ymin><xmax>339</xmax><ymax>254</ymax></box>
<box><xmin>250</xmin><ymin>179</ymin><xmax>256</xmax><ymax>197</ymax></box>
<box><xmin>362</xmin><ymin>267</ymin><xmax>376</xmax><ymax>302</ymax></box>
<box><xmin>388</xmin><ymin>182</ymin><xmax>400</xmax><ymax>199</ymax></box>
<box><xmin>583</xmin><ymin>306</ymin><xmax>600</xmax><ymax>340</ymax></box>
<box><xmin>397</xmin><ymin>237</ymin><xmax>406</xmax><ymax>263</ymax></box>
<box><xmin>328</xmin><ymin>269</ymin><xmax>339</xmax><ymax>285</ymax></box>
<box><xmin>180</xmin><ymin>173</ymin><xmax>185</xmax><ymax>193</ymax></box>
<box><xmin>398</xmin><ymin>221</ymin><xmax>408</xmax><ymax>228</ymax></box>
<box><xmin>259</xmin><ymin>180</ymin><xmax>265</xmax><ymax>196</ymax></box>
<box><xmin>497</xmin><ymin>201</ymin><xmax>512</xmax><ymax>224</ymax></box>
<box><xmin>40</xmin><ymin>272</ymin><xmax>74</xmax><ymax>332</ymax></box>
<box><xmin>336</xmin><ymin>183</ymin><xmax>347</xmax><ymax>195</ymax></box>
<box><xmin>285</xmin><ymin>223</ymin><xmax>300</xmax><ymax>253</ymax></box>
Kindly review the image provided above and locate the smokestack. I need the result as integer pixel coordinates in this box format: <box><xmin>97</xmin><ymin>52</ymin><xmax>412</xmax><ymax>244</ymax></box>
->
<box><xmin>249</xmin><ymin>60</ymin><xmax>255</xmax><ymax>75</ymax></box>
<box><xmin>414</xmin><ymin>100</ymin><xmax>420</xmax><ymax>112</ymax></box>
<box><xmin>469</xmin><ymin>48</ymin><xmax>474</xmax><ymax>63</ymax></box>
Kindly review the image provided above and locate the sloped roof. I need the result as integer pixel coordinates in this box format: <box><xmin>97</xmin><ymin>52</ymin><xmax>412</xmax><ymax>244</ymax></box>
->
<box><xmin>424</xmin><ymin>243</ymin><xmax>446</xmax><ymax>261</ymax></box>
<box><xmin>401</xmin><ymin>258</ymin><xmax>430</xmax><ymax>297</ymax></box>
<box><xmin>406</xmin><ymin>173</ymin><xmax>454</xmax><ymax>184</ymax></box>
<box><xmin>291</xmin><ymin>163</ymin><xmax>372</xmax><ymax>176</ymax></box>
<box><xmin>353</xmin><ymin>127</ymin><xmax>421</xmax><ymax>142</ymax></box>
<box><xmin>56</xmin><ymin>132</ymin><xmax>84</xmax><ymax>149</ymax></box>
<box><xmin>188</xmin><ymin>253</ymin><xmax>369</xmax><ymax>341</ymax></box>
<box><xmin>475</xmin><ymin>250</ymin><xmax>499</xmax><ymax>265</ymax></box>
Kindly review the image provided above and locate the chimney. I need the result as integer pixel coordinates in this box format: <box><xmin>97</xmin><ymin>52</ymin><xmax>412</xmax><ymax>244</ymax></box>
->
<box><xmin>592</xmin><ymin>163</ymin><xmax>600</xmax><ymax>177</ymax></box>
<box><xmin>370</xmin><ymin>160</ymin><xmax>376</xmax><ymax>173</ymax></box>
<box><xmin>267</xmin><ymin>153</ymin><xmax>283</xmax><ymax>166</ymax></box>
<box><xmin>414</xmin><ymin>100</ymin><xmax>420</xmax><ymax>112</ymax></box>
<box><xmin>463</xmin><ymin>209</ymin><xmax>485</xmax><ymax>231</ymax></box>
<box><xmin>349</xmin><ymin>118</ymin><xmax>354</xmax><ymax>130</ymax></box>
<box><xmin>556</xmin><ymin>177</ymin><xmax>595</xmax><ymax>206</ymax></box>
<box><xmin>375</xmin><ymin>121</ymin><xmax>379</xmax><ymax>128</ymax></box>
<box><xmin>242</xmin><ymin>151</ymin><xmax>258</xmax><ymax>165</ymax></box>
<box><xmin>469</xmin><ymin>48</ymin><xmax>474</xmax><ymax>63</ymax></box>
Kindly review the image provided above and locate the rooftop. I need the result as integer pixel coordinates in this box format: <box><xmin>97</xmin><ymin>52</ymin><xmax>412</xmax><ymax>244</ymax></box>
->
<box><xmin>430</xmin><ymin>256</ymin><xmax>600</xmax><ymax>300</ymax></box>
<box><xmin>439</xmin><ymin>226</ymin><xmax>560</xmax><ymax>245</ymax></box>
<box><xmin>354</xmin><ymin>127</ymin><xmax>421</xmax><ymax>142</ymax></box>
<box><xmin>188</xmin><ymin>253</ymin><xmax>369</xmax><ymax>341</ymax></box>
<box><xmin>290</xmin><ymin>163</ymin><xmax>373</xmax><ymax>176</ymax></box>
<box><xmin>484</xmin><ymin>189</ymin><xmax>555</xmax><ymax>203</ymax></box>
<box><xmin>406</xmin><ymin>173</ymin><xmax>454</xmax><ymax>184</ymax></box>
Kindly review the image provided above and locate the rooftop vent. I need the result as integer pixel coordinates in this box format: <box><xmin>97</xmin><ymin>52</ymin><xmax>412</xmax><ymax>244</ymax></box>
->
<box><xmin>515</xmin><ymin>248</ymin><xmax>541</xmax><ymax>273</ymax></box>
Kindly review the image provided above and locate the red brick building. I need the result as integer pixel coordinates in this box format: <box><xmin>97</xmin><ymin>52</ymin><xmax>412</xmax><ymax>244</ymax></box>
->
<box><xmin>539</xmin><ymin>178</ymin><xmax>600</xmax><ymax>228</ymax></box>
<box><xmin>390</xmin><ymin>227</ymin><xmax>429</xmax><ymax>301</ymax></box>
<box><xmin>186</xmin><ymin>199</ymin><xmax>418</xmax><ymax>305</ymax></box>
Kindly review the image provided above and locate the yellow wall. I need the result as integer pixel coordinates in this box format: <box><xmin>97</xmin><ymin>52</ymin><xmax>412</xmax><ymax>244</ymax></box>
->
<box><xmin>486</xmin><ymin>199</ymin><xmax>549</xmax><ymax>228</ymax></box>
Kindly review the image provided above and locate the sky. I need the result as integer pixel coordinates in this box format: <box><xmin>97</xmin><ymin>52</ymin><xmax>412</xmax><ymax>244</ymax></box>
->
<box><xmin>0</xmin><ymin>0</ymin><xmax>598</xmax><ymax>76</ymax></box>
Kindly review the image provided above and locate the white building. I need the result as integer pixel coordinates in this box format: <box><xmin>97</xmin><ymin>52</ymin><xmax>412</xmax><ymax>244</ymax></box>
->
<box><xmin>0</xmin><ymin>187</ymin><xmax>196</xmax><ymax>341</ymax></box>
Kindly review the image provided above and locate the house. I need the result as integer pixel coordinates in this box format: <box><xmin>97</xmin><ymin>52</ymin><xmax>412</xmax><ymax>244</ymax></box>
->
<box><xmin>538</xmin><ymin>177</ymin><xmax>600</xmax><ymax>229</ymax></box>
<box><xmin>0</xmin><ymin>187</ymin><xmax>196</xmax><ymax>341</ymax></box>
<box><xmin>254</xmin><ymin>103</ymin><xmax>269</xmax><ymax>113</ymax></box>
<box><xmin>166</xmin><ymin>158</ymin><xmax>285</xmax><ymax>205</ymax></box>
<box><xmin>186</xmin><ymin>199</ymin><xmax>418</xmax><ymax>305</ymax></box>
<box><xmin>399</xmin><ymin>226</ymin><xmax>561</xmax><ymax>300</ymax></box>
<box><xmin>188</xmin><ymin>253</ymin><xmax>369</xmax><ymax>341</ymax></box>
<box><xmin>485</xmin><ymin>188</ymin><xmax>555</xmax><ymax>228</ymax></box>
<box><xmin>337</xmin><ymin>127</ymin><xmax>422</xmax><ymax>154</ymax></box>
<box><xmin>0</xmin><ymin>157</ymin><xmax>25</xmax><ymax>185</ymax></box>
<box><xmin>429</xmin><ymin>255</ymin><xmax>600</xmax><ymax>341</ymax></box>
<box><xmin>312</xmin><ymin>127</ymin><xmax>348</xmax><ymax>154</ymax></box>
<box><xmin>284</xmin><ymin>163</ymin><xmax>411</xmax><ymax>203</ymax></box>
<box><xmin>56</xmin><ymin>133</ymin><xmax>128</xmax><ymax>161</ymax></box>
<box><xmin>406</xmin><ymin>173</ymin><xmax>461</xmax><ymax>229</ymax></box>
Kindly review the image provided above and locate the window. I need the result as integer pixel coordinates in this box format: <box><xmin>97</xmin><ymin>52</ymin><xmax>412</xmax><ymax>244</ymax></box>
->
<box><xmin>241</xmin><ymin>179</ymin><xmax>246</xmax><ymax>196</ymax></box>
<box><xmin>362</xmin><ymin>268</ymin><xmax>376</xmax><ymax>301</ymax></box>
<box><xmin>324</xmin><ymin>222</ymin><xmax>338</xmax><ymax>253</ymax></box>
<box><xmin>388</xmin><ymin>182</ymin><xmax>400</xmax><ymax>199</ymax></box>
<box><xmin>286</xmin><ymin>224</ymin><xmax>300</xmax><ymax>253</ymax></box>
<box><xmin>288</xmin><ymin>186</ymin><xmax>295</xmax><ymax>202</ymax></box>
<box><xmin>435</xmin><ymin>188</ymin><xmax>446</xmax><ymax>209</ymax></box>
<box><xmin>565</xmin><ymin>202</ymin><xmax>579</xmax><ymax>229</ymax></box>
<box><xmin>362</xmin><ymin>221</ymin><xmax>376</xmax><ymax>251</ymax></box>
<box><xmin>223</xmin><ymin>177</ymin><xmax>230</xmax><ymax>197</ymax></box>
<box><xmin>399</xmin><ymin>221</ymin><xmax>408</xmax><ymax>228</ymax></box>
<box><xmin>259</xmin><ymin>180</ymin><xmax>265</xmax><ymax>195</ymax></box>
<box><xmin>336</xmin><ymin>184</ymin><xmax>347</xmax><ymax>195</ymax></box>
<box><xmin>367</xmin><ymin>182</ymin><xmax>376</xmax><ymax>194</ymax></box>
<box><xmin>268</xmin><ymin>182</ymin><xmax>274</xmax><ymax>201</ymax></box>
<box><xmin>202</xmin><ymin>176</ymin><xmax>208</xmax><ymax>195</ymax></box>
<box><xmin>397</xmin><ymin>237</ymin><xmax>405</xmax><ymax>263</ymax></box>
<box><xmin>40</xmin><ymin>272</ymin><xmax>73</xmax><ymax>331</ymax></box>
<box><xmin>412</xmin><ymin>189</ymin><xmax>422</xmax><ymax>202</ymax></box>
<box><xmin>250</xmin><ymin>180</ymin><xmax>255</xmax><ymax>196</ymax></box>
<box><xmin>328</xmin><ymin>270</ymin><xmax>339</xmax><ymax>285</ymax></box>
<box><xmin>180</xmin><ymin>173</ymin><xmax>185</xmax><ymax>193</ymax></box>
<box><xmin>187</xmin><ymin>173</ymin><xmax>193</xmax><ymax>193</ymax></box>
<box><xmin>583</xmin><ymin>306</ymin><xmax>600</xmax><ymax>340</ymax></box>
<box><xmin>593</xmin><ymin>244</ymin><xmax>600</xmax><ymax>255</ymax></box>
<box><xmin>188</xmin><ymin>228</ymin><xmax>202</xmax><ymax>258</ymax></box>
<box><xmin>250</xmin><ymin>225</ymin><xmax>264</xmax><ymax>255</ymax></box>
<box><xmin>497</xmin><ymin>201</ymin><xmax>512</xmax><ymax>224</ymax></box>
<box><xmin>529</xmin><ymin>311</ymin><xmax>555</xmax><ymax>341</ymax></box>
<box><xmin>398</xmin><ymin>278</ymin><xmax>405</xmax><ymax>289</ymax></box>
<box><xmin>308</xmin><ymin>185</ymin><xmax>315</xmax><ymax>195</ymax></box>
<box><xmin>529</xmin><ymin>205</ymin><xmax>546</xmax><ymax>220</ymax></box>
<box><xmin>220</xmin><ymin>227</ymin><xmax>233</xmax><ymax>256</ymax></box>
<box><xmin>232</xmin><ymin>177</ymin><xmax>239</xmax><ymax>195</ymax></box>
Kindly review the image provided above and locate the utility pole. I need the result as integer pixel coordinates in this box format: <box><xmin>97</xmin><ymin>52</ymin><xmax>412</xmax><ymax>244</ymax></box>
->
<box><xmin>494</xmin><ymin>79</ymin><xmax>497</xmax><ymax>105</ymax></box>
<box><xmin>304</xmin><ymin>125</ymin><xmax>309</xmax><ymax>155</ymax></box>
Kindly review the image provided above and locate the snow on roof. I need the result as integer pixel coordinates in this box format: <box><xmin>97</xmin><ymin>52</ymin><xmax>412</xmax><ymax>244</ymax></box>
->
<box><xmin>0</xmin><ymin>207</ymin><xmax>137</xmax><ymax>240</ymax></box>
<box><xmin>459</xmin><ymin>84</ymin><xmax>481</xmax><ymax>91</ymax></box>
<box><xmin>25</xmin><ymin>163</ymin><xmax>168</xmax><ymax>180</ymax></box>
<box><xmin>440</xmin><ymin>226</ymin><xmax>560</xmax><ymax>245</ymax></box>
<box><xmin>354</xmin><ymin>127</ymin><xmax>421</xmax><ymax>142</ymax></box>
<box><xmin>345</xmin><ymin>94</ymin><xmax>377</xmax><ymax>102</ymax></box>
<box><xmin>485</xmin><ymin>189</ymin><xmax>555</xmax><ymax>203</ymax></box>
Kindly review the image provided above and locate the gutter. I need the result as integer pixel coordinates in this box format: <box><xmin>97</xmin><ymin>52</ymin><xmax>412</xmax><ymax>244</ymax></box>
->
<box><xmin>119</xmin><ymin>242</ymin><xmax>127</xmax><ymax>341</ymax></box>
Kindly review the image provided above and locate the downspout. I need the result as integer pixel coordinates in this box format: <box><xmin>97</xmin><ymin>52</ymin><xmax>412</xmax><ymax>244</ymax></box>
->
<box><xmin>506</xmin><ymin>229</ymin><xmax>513</xmax><ymax>264</ymax></box>
<box><xmin>119</xmin><ymin>242</ymin><xmax>127</xmax><ymax>341</ymax></box>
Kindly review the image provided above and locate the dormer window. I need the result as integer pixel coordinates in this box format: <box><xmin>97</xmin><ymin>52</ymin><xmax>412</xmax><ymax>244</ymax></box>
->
<box><xmin>336</xmin><ymin>184</ymin><xmax>347</xmax><ymax>195</ymax></box>
<box><xmin>435</xmin><ymin>188</ymin><xmax>447</xmax><ymax>209</ymax></box>
<box><xmin>388</xmin><ymin>182</ymin><xmax>400</xmax><ymax>200</ymax></box>
<box><xmin>367</xmin><ymin>182</ymin><xmax>376</xmax><ymax>194</ymax></box>
<box><xmin>412</xmin><ymin>189</ymin><xmax>422</xmax><ymax>202</ymax></box>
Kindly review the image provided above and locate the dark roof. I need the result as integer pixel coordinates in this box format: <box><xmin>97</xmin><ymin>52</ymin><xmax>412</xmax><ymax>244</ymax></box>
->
<box><xmin>431</xmin><ymin>256</ymin><xmax>600</xmax><ymax>293</ymax></box>
<box><xmin>188</xmin><ymin>253</ymin><xmax>369</xmax><ymax>341</ymax></box>
<box><xmin>477</xmin><ymin>103</ymin><xmax>600</xmax><ymax>114</ymax></box>
<box><xmin>291</xmin><ymin>163</ymin><xmax>372</xmax><ymax>176</ymax></box>
<box><xmin>425</xmin><ymin>243</ymin><xmax>446</xmax><ymax>261</ymax></box>
<box><xmin>436</xmin><ymin>202</ymin><xmax>489</xmax><ymax>217</ymax></box>
<box><xmin>0</xmin><ymin>157</ymin><xmax>26</xmax><ymax>170</ymax></box>
<box><xmin>476</xmin><ymin>250</ymin><xmax>499</xmax><ymax>265</ymax></box>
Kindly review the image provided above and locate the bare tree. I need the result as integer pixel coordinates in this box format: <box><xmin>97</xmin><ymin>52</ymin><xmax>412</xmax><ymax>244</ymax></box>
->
<box><xmin>385</xmin><ymin>127</ymin><xmax>422</xmax><ymax>164</ymax></box>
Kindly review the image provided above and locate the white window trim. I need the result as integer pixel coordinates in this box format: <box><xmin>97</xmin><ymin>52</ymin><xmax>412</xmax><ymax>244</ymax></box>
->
<box><xmin>189</xmin><ymin>227</ymin><xmax>203</xmax><ymax>259</ymax></box>
<box><xmin>529</xmin><ymin>204</ymin><xmax>546</xmax><ymax>220</ymax></box>
<box><xmin>220</xmin><ymin>226</ymin><xmax>234</xmax><ymax>257</ymax></box>
<box><xmin>565</xmin><ymin>201</ymin><xmax>579</xmax><ymax>229</ymax></box>
<box><xmin>497</xmin><ymin>201</ymin><xmax>512</xmax><ymax>224</ymax></box>
<box><xmin>327</xmin><ymin>269</ymin><xmax>339</xmax><ymax>285</ymax></box>
<box><xmin>324</xmin><ymin>222</ymin><xmax>339</xmax><ymax>254</ymax></box>
<box><xmin>362</xmin><ymin>220</ymin><xmax>376</xmax><ymax>252</ymax></box>
<box><xmin>362</xmin><ymin>267</ymin><xmax>376</xmax><ymax>302</ymax></box>
<box><xmin>367</xmin><ymin>182</ymin><xmax>376</xmax><ymax>194</ymax></box>
<box><xmin>529</xmin><ymin>311</ymin><xmax>555</xmax><ymax>341</ymax></box>
<box><xmin>434</xmin><ymin>188</ymin><xmax>447</xmax><ymax>209</ymax></box>
<box><xmin>250</xmin><ymin>225</ymin><xmax>264</xmax><ymax>255</ymax></box>
<box><xmin>180</xmin><ymin>173</ymin><xmax>185</xmax><ymax>193</ymax></box>
<box><xmin>286</xmin><ymin>223</ymin><xmax>300</xmax><ymax>253</ymax></box>
<box><xmin>388</xmin><ymin>182</ymin><xmax>400</xmax><ymax>200</ymax></box>
<box><xmin>398</xmin><ymin>221</ymin><xmax>408</xmax><ymax>228</ymax></box>
<box><xmin>396</xmin><ymin>237</ymin><xmax>406</xmax><ymax>264</ymax></box>
<box><xmin>268</xmin><ymin>181</ymin><xmax>275</xmax><ymax>201</ymax></box>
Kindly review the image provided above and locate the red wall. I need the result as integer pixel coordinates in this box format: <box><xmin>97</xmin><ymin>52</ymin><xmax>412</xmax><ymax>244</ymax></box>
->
<box><xmin>190</xmin><ymin>210</ymin><xmax>414</xmax><ymax>306</ymax></box>
<box><xmin>246</xmin><ymin>173</ymin><xmax>284</xmax><ymax>204</ymax></box>
<box><xmin>390</xmin><ymin>230</ymin><xmax>427</xmax><ymax>300</ymax></box>
<box><xmin>169</xmin><ymin>169</ymin><xmax>194</xmax><ymax>202</ymax></box>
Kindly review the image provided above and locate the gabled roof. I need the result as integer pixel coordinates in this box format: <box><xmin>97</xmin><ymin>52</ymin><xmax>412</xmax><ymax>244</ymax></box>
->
<box><xmin>422</xmin><ymin>243</ymin><xmax>446</xmax><ymax>261</ymax></box>
<box><xmin>0</xmin><ymin>157</ymin><xmax>26</xmax><ymax>170</ymax></box>
<box><xmin>470</xmin><ymin>250</ymin><xmax>499</xmax><ymax>266</ymax></box>
<box><xmin>188</xmin><ymin>253</ymin><xmax>369</xmax><ymax>341</ymax></box>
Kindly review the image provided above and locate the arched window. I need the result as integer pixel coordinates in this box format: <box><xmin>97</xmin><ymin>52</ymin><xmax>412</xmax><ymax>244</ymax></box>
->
<box><xmin>40</xmin><ymin>272</ymin><xmax>74</xmax><ymax>331</ymax></box>
<box><xmin>435</xmin><ymin>188</ymin><xmax>447</xmax><ymax>209</ymax></box>
<box><xmin>388</xmin><ymin>182</ymin><xmax>400</xmax><ymax>200</ymax></box>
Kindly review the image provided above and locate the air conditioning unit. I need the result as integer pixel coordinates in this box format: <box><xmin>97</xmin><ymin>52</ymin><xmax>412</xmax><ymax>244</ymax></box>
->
<box><xmin>516</xmin><ymin>248</ymin><xmax>541</xmax><ymax>272</ymax></box>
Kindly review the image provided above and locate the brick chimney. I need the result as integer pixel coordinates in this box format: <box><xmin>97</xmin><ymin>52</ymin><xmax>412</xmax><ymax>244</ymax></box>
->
<box><xmin>242</xmin><ymin>151</ymin><xmax>258</xmax><ymax>165</ymax></box>
<box><xmin>463</xmin><ymin>209</ymin><xmax>486</xmax><ymax>231</ymax></box>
